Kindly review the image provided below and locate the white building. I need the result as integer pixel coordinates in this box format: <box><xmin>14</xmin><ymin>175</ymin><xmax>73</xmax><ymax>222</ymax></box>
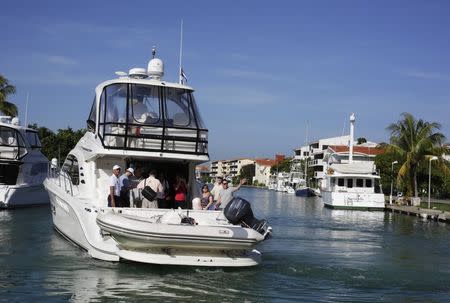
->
<box><xmin>228</xmin><ymin>158</ymin><xmax>255</xmax><ymax>178</ymax></box>
<box><xmin>309</xmin><ymin>136</ymin><xmax>352</xmax><ymax>180</ymax></box>
<box><xmin>254</xmin><ymin>159</ymin><xmax>278</xmax><ymax>186</ymax></box>
<box><xmin>210</xmin><ymin>158</ymin><xmax>254</xmax><ymax>180</ymax></box>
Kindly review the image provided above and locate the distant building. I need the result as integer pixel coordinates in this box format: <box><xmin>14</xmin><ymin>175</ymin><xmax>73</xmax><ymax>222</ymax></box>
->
<box><xmin>254</xmin><ymin>154</ymin><xmax>285</xmax><ymax>186</ymax></box>
<box><xmin>228</xmin><ymin>158</ymin><xmax>255</xmax><ymax>178</ymax></box>
<box><xmin>209</xmin><ymin>158</ymin><xmax>255</xmax><ymax>180</ymax></box>
<box><xmin>195</xmin><ymin>165</ymin><xmax>210</xmax><ymax>180</ymax></box>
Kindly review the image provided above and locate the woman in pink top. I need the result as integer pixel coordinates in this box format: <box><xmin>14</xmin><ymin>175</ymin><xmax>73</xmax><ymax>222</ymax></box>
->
<box><xmin>174</xmin><ymin>175</ymin><xmax>187</xmax><ymax>209</ymax></box>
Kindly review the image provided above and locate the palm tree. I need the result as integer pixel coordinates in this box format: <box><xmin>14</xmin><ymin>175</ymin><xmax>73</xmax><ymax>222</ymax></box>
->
<box><xmin>0</xmin><ymin>75</ymin><xmax>18</xmax><ymax>116</ymax></box>
<box><xmin>387</xmin><ymin>112</ymin><xmax>446</xmax><ymax>197</ymax></box>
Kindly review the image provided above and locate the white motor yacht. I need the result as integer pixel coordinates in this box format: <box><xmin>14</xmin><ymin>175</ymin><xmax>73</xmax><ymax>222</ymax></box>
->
<box><xmin>44</xmin><ymin>51</ymin><xmax>271</xmax><ymax>267</ymax></box>
<box><xmin>0</xmin><ymin>116</ymin><xmax>49</xmax><ymax>208</ymax></box>
<box><xmin>321</xmin><ymin>114</ymin><xmax>385</xmax><ymax>210</ymax></box>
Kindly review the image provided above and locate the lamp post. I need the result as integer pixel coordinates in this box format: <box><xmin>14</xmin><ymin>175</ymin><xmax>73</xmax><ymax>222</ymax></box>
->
<box><xmin>390</xmin><ymin>161</ymin><xmax>398</xmax><ymax>204</ymax></box>
<box><xmin>428</xmin><ymin>156</ymin><xmax>438</xmax><ymax>209</ymax></box>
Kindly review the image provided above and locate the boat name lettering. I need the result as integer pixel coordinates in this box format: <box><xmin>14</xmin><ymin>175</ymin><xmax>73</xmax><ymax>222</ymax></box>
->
<box><xmin>219</xmin><ymin>230</ymin><xmax>229</xmax><ymax>234</ymax></box>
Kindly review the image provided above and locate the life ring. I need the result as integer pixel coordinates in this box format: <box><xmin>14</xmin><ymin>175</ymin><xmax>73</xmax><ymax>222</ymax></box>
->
<box><xmin>327</xmin><ymin>168</ymin><xmax>334</xmax><ymax>175</ymax></box>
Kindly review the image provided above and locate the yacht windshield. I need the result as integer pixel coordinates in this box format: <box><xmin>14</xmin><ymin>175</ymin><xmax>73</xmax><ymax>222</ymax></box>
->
<box><xmin>25</xmin><ymin>130</ymin><xmax>42</xmax><ymax>149</ymax></box>
<box><xmin>0</xmin><ymin>126</ymin><xmax>28</xmax><ymax>160</ymax></box>
<box><xmin>93</xmin><ymin>83</ymin><xmax>208</xmax><ymax>155</ymax></box>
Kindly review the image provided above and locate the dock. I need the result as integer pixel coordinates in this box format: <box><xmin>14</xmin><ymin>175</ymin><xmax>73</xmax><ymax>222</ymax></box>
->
<box><xmin>386</xmin><ymin>204</ymin><xmax>449</xmax><ymax>222</ymax></box>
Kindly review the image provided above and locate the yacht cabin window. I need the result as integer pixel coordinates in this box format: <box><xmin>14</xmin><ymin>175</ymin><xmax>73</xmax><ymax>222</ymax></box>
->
<box><xmin>356</xmin><ymin>178</ymin><xmax>364</xmax><ymax>187</ymax></box>
<box><xmin>365</xmin><ymin>179</ymin><xmax>372</xmax><ymax>187</ymax></box>
<box><xmin>25</xmin><ymin>130</ymin><xmax>42</xmax><ymax>149</ymax></box>
<box><xmin>90</xmin><ymin>83</ymin><xmax>208</xmax><ymax>155</ymax></box>
<box><xmin>347</xmin><ymin>179</ymin><xmax>353</xmax><ymax>188</ymax></box>
<box><xmin>0</xmin><ymin>126</ymin><xmax>27</xmax><ymax>159</ymax></box>
<box><xmin>62</xmin><ymin>154</ymin><xmax>80</xmax><ymax>185</ymax></box>
<box><xmin>337</xmin><ymin>178</ymin><xmax>344</xmax><ymax>186</ymax></box>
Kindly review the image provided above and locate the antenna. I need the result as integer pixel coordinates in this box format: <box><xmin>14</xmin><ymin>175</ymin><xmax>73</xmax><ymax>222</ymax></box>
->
<box><xmin>152</xmin><ymin>46</ymin><xmax>156</xmax><ymax>58</ymax></box>
<box><xmin>179</xmin><ymin>19</ymin><xmax>184</xmax><ymax>84</ymax></box>
<box><xmin>25</xmin><ymin>93</ymin><xmax>29</xmax><ymax>127</ymax></box>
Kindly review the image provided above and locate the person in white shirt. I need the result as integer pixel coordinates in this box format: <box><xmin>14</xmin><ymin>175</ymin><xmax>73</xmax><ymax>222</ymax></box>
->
<box><xmin>215</xmin><ymin>178</ymin><xmax>247</xmax><ymax>210</ymax></box>
<box><xmin>210</xmin><ymin>176</ymin><xmax>223</xmax><ymax>202</ymax></box>
<box><xmin>137</xmin><ymin>169</ymin><xmax>163</xmax><ymax>208</ymax></box>
<box><xmin>108</xmin><ymin>165</ymin><xmax>122</xmax><ymax>207</ymax></box>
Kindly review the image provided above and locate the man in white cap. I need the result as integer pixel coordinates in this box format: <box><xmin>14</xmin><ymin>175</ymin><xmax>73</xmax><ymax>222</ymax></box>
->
<box><xmin>119</xmin><ymin>167</ymin><xmax>135</xmax><ymax>207</ymax></box>
<box><xmin>108</xmin><ymin>165</ymin><xmax>122</xmax><ymax>207</ymax></box>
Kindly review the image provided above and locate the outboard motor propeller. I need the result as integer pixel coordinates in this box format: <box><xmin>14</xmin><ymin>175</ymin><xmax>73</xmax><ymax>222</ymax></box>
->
<box><xmin>223</xmin><ymin>197</ymin><xmax>268</xmax><ymax>235</ymax></box>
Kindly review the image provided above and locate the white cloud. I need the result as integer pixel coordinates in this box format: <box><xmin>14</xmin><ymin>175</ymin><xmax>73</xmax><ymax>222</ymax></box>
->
<box><xmin>401</xmin><ymin>70</ymin><xmax>450</xmax><ymax>81</ymax></box>
<box><xmin>46</xmin><ymin>55</ymin><xmax>78</xmax><ymax>66</ymax></box>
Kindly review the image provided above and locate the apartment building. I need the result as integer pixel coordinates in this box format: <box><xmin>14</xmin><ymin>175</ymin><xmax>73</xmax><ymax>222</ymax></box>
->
<box><xmin>210</xmin><ymin>158</ymin><xmax>255</xmax><ymax>179</ymax></box>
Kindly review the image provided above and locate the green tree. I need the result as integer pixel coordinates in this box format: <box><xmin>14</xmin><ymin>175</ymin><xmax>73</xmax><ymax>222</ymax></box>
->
<box><xmin>374</xmin><ymin>150</ymin><xmax>403</xmax><ymax>194</ymax></box>
<box><xmin>239</xmin><ymin>164</ymin><xmax>255</xmax><ymax>180</ymax></box>
<box><xmin>40</xmin><ymin>127</ymin><xmax>86</xmax><ymax>164</ymax></box>
<box><xmin>387</xmin><ymin>112</ymin><xmax>447</xmax><ymax>197</ymax></box>
<box><xmin>270</xmin><ymin>158</ymin><xmax>292</xmax><ymax>174</ymax></box>
<box><xmin>0</xmin><ymin>75</ymin><xmax>18</xmax><ymax>116</ymax></box>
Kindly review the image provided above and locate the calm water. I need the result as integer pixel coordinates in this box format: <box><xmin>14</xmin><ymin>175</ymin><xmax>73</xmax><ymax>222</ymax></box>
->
<box><xmin>1</xmin><ymin>187</ymin><xmax>449</xmax><ymax>302</ymax></box>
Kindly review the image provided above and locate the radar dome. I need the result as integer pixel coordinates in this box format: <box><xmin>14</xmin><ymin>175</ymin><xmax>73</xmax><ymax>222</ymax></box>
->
<box><xmin>11</xmin><ymin>117</ymin><xmax>20</xmax><ymax>125</ymax></box>
<box><xmin>147</xmin><ymin>58</ymin><xmax>164</xmax><ymax>80</ymax></box>
<box><xmin>128</xmin><ymin>68</ymin><xmax>148</xmax><ymax>79</ymax></box>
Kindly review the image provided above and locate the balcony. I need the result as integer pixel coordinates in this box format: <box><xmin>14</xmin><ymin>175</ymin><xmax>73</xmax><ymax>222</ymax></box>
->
<box><xmin>314</xmin><ymin>171</ymin><xmax>324</xmax><ymax>179</ymax></box>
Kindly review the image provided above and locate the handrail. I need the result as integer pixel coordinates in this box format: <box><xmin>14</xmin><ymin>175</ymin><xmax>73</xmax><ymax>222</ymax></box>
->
<box><xmin>47</xmin><ymin>163</ymin><xmax>75</xmax><ymax>196</ymax></box>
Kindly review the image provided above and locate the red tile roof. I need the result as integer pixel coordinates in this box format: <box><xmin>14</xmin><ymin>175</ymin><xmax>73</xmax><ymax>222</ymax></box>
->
<box><xmin>255</xmin><ymin>159</ymin><xmax>277</xmax><ymax>166</ymax></box>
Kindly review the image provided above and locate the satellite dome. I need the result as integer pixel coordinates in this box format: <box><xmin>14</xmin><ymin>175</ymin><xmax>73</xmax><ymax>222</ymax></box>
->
<box><xmin>147</xmin><ymin>58</ymin><xmax>164</xmax><ymax>80</ymax></box>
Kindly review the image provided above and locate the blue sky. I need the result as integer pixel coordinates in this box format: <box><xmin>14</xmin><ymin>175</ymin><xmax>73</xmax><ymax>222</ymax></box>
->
<box><xmin>1</xmin><ymin>1</ymin><xmax>450</xmax><ymax>161</ymax></box>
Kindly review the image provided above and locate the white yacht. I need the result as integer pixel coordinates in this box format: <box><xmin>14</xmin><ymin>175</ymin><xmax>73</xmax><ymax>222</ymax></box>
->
<box><xmin>321</xmin><ymin>114</ymin><xmax>385</xmax><ymax>210</ymax></box>
<box><xmin>0</xmin><ymin>116</ymin><xmax>49</xmax><ymax>208</ymax></box>
<box><xmin>44</xmin><ymin>51</ymin><xmax>271</xmax><ymax>267</ymax></box>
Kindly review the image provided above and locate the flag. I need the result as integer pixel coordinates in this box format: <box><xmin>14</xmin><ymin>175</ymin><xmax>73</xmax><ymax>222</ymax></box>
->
<box><xmin>181</xmin><ymin>68</ymin><xmax>188</xmax><ymax>84</ymax></box>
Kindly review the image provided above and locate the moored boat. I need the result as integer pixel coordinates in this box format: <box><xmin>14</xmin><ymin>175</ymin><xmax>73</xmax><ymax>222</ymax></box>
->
<box><xmin>321</xmin><ymin>114</ymin><xmax>384</xmax><ymax>210</ymax></box>
<box><xmin>44</xmin><ymin>50</ymin><xmax>271</xmax><ymax>266</ymax></box>
<box><xmin>0</xmin><ymin>116</ymin><xmax>49</xmax><ymax>208</ymax></box>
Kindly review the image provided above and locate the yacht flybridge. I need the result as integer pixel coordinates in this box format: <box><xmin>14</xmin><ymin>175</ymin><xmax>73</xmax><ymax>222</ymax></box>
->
<box><xmin>0</xmin><ymin>116</ymin><xmax>49</xmax><ymax>208</ymax></box>
<box><xmin>44</xmin><ymin>51</ymin><xmax>271</xmax><ymax>267</ymax></box>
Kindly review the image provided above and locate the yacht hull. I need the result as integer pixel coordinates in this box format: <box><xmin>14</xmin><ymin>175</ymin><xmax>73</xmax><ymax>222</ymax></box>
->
<box><xmin>44</xmin><ymin>179</ymin><xmax>266</xmax><ymax>267</ymax></box>
<box><xmin>295</xmin><ymin>188</ymin><xmax>315</xmax><ymax>197</ymax></box>
<box><xmin>97</xmin><ymin>212</ymin><xmax>262</xmax><ymax>250</ymax></box>
<box><xmin>45</xmin><ymin>180</ymin><xmax>120</xmax><ymax>261</ymax></box>
<box><xmin>0</xmin><ymin>184</ymin><xmax>49</xmax><ymax>209</ymax></box>
<box><xmin>322</xmin><ymin>191</ymin><xmax>385</xmax><ymax>210</ymax></box>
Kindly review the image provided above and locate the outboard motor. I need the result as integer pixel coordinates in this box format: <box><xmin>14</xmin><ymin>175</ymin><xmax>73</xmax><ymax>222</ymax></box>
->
<box><xmin>223</xmin><ymin>197</ymin><xmax>268</xmax><ymax>235</ymax></box>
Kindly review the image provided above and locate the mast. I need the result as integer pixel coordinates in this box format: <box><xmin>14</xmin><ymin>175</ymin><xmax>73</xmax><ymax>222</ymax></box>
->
<box><xmin>304</xmin><ymin>122</ymin><xmax>309</xmax><ymax>185</ymax></box>
<box><xmin>349</xmin><ymin>113</ymin><xmax>355</xmax><ymax>164</ymax></box>
<box><xmin>178</xmin><ymin>19</ymin><xmax>184</xmax><ymax>84</ymax></box>
<box><xmin>25</xmin><ymin>93</ymin><xmax>29</xmax><ymax>127</ymax></box>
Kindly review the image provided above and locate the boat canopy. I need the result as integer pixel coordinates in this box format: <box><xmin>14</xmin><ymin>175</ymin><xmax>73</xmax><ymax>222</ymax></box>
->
<box><xmin>328</xmin><ymin>162</ymin><xmax>375</xmax><ymax>175</ymax></box>
<box><xmin>87</xmin><ymin>83</ymin><xmax>208</xmax><ymax>156</ymax></box>
<box><xmin>0</xmin><ymin>125</ymin><xmax>28</xmax><ymax>160</ymax></box>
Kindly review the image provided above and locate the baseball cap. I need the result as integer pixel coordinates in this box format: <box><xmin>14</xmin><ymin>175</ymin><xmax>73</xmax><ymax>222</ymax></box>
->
<box><xmin>113</xmin><ymin>165</ymin><xmax>121</xmax><ymax>170</ymax></box>
<box><xmin>126</xmin><ymin>167</ymin><xmax>135</xmax><ymax>175</ymax></box>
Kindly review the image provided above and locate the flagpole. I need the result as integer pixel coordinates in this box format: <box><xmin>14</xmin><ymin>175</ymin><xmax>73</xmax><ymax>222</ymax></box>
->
<box><xmin>25</xmin><ymin>92</ymin><xmax>29</xmax><ymax>126</ymax></box>
<box><xmin>178</xmin><ymin>19</ymin><xmax>184</xmax><ymax>84</ymax></box>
